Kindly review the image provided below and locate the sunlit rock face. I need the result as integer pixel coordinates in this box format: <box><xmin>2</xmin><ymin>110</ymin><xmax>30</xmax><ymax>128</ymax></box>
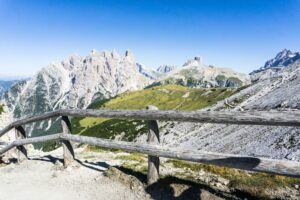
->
<box><xmin>151</xmin><ymin>58</ymin><xmax>300</xmax><ymax>161</ymax></box>
<box><xmin>0</xmin><ymin>80</ymin><xmax>19</xmax><ymax>97</ymax></box>
<box><xmin>159</xmin><ymin>56</ymin><xmax>250</xmax><ymax>88</ymax></box>
<box><xmin>250</xmin><ymin>49</ymin><xmax>300</xmax><ymax>82</ymax></box>
<box><xmin>1</xmin><ymin>49</ymin><xmax>153</xmax><ymax>137</ymax></box>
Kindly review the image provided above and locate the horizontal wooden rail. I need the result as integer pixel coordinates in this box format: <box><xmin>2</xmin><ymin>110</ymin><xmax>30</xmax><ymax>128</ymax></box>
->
<box><xmin>0</xmin><ymin>134</ymin><xmax>60</xmax><ymax>155</ymax></box>
<box><xmin>1</xmin><ymin>108</ymin><xmax>300</xmax><ymax>181</ymax></box>
<box><xmin>1</xmin><ymin>109</ymin><xmax>300</xmax><ymax>137</ymax></box>
<box><xmin>1</xmin><ymin>133</ymin><xmax>300</xmax><ymax>178</ymax></box>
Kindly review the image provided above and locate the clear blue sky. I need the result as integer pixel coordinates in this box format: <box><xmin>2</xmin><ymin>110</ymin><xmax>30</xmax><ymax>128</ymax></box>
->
<box><xmin>0</xmin><ymin>0</ymin><xmax>299</xmax><ymax>78</ymax></box>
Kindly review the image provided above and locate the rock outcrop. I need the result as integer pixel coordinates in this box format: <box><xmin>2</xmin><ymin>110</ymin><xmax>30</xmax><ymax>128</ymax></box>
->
<box><xmin>0</xmin><ymin>80</ymin><xmax>19</xmax><ymax>97</ymax></box>
<box><xmin>160</xmin><ymin>57</ymin><xmax>250</xmax><ymax>88</ymax></box>
<box><xmin>1</xmin><ymin>49</ymin><xmax>153</xmax><ymax>137</ymax></box>
<box><xmin>250</xmin><ymin>49</ymin><xmax>300</xmax><ymax>82</ymax></box>
<box><xmin>151</xmin><ymin>58</ymin><xmax>300</xmax><ymax>161</ymax></box>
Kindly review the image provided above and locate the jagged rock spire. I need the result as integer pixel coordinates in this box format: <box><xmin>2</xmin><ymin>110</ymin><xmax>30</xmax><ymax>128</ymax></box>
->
<box><xmin>125</xmin><ymin>49</ymin><xmax>135</xmax><ymax>63</ymax></box>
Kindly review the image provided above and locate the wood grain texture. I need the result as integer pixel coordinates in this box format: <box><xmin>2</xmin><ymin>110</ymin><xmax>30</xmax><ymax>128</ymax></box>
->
<box><xmin>0</xmin><ymin>134</ymin><xmax>60</xmax><ymax>155</ymax></box>
<box><xmin>0</xmin><ymin>108</ymin><xmax>299</xmax><ymax>178</ymax></box>
<box><xmin>147</xmin><ymin>106</ymin><xmax>160</xmax><ymax>185</ymax></box>
<box><xmin>60</xmin><ymin>134</ymin><xmax>300</xmax><ymax>178</ymax></box>
<box><xmin>1</xmin><ymin>109</ymin><xmax>300</xmax><ymax>137</ymax></box>
<box><xmin>0</xmin><ymin>110</ymin><xmax>61</xmax><ymax>137</ymax></box>
<box><xmin>15</xmin><ymin>126</ymin><xmax>28</xmax><ymax>162</ymax></box>
<box><xmin>0</xmin><ymin>133</ymin><xmax>299</xmax><ymax>177</ymax></box>
<box><xmin>61</xmin><ymin>116</ymin><xmax>75</xmax><ymax>167</ymax></box>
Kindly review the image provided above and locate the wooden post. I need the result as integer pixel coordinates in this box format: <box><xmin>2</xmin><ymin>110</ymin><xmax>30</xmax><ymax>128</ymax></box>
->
<box><xmin>15</xmin><ymin>126</ymin><xmax>28</xmax><ymax>162</ymax></box>
<box><xmin>146</xmin><ymin>105</ymin><xmax>160</xmax><ymax>185</ymax></box>
<box><xmin>61</xmin><ymin>116</ymin><xmax>75</xmax><ymax>167</ymax></box>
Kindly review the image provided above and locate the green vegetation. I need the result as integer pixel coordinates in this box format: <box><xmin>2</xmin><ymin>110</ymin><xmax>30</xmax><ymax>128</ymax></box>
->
<box><xmin>86</xmin><ymin>145</ymin><xmax>123</xmax><ymax>153</ymax></box>
<box><xmin>72</xmin><ymin>85</ymin><xmax>237</xmax><ymax>143</ymax></box>
<box><xmin>103</xmin><ymin>151</ymin><xmax>299</xmax><ymax>199</ymax></box>
<box><xmin>77</xmin><ymin>119</ymin><xmax>148</xmax><ymax>141</ymax></box>
<box><xmin>215</xmin><ymin>75</ymin><xmax>243</xmax><ymax>87</ymax></box>
<box><xmin>41</xmin><ymin>141</ymin><xmax>61</xmax><ymax>152</ymax></box>
<box><xmin>167</xmin><ymin>160</ymin><xmax>300</xmax><ymax>198</ymax></box>
<box><xmin>86</xmin><ymin>84</ymin><xmax>236</xmax><ymax>112</ymax></box>
<box><xmin>144</xmin><ymin>81</ymin><xmax>162</xmax><ymax>89</ymax></box>
<box><xmin>0</xmin><ymin>105</ymin><xmax>3</xmax><ymax>114</ymax></box>
<box><xmin>227</xmin><ymin>77</ymin><xmax>243</xmax><ymax>87</ymax></box>
<box><xmin>116</xmin><ymin>153</ymin><xmax>146</xmax><ymax>162</ymax></box>
<box><xmin>215</xmin><ymin>75</ymin><xmax>226</xmax><ymax>81</ymax></box>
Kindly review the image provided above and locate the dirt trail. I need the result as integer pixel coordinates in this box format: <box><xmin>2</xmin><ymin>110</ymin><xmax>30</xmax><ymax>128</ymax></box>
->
<box><xmin>0</xmin><ymin>148</ymin><xmax>235</xmax><ymax>200</ymax></box>
<box><xmin>0</xmin><ymin>149</ymin><xmax>144</xmax><ymax>200</ymax></box>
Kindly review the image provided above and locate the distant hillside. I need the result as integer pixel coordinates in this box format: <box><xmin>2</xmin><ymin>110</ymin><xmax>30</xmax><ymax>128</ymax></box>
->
<box><xmin>2</xmin><ymin>49</ymin><xmax>154</xmax><ymax>138</ymax></box>
<box><xmin>250</xmin><ymin>49</ymin><xmax>300</xmax><ymax>82</ymax></box>
<box><xmin>0</xmin><ymin>80</ymin><xmax>19</xmax><ymax>96</ymax></box>
<box><xmin>158</xmin><ymin>59</ymin><xmax>300</xmax><ymax>161</ymax></box>
<box><xmin>157</xmin><ymin>57</ymin><xmax>250</xmax><ymax>88</ymax></box>
<box><xmin>70</xmin><ymin>84</ymin><xmax>237</xmax><ymax>146</ymax></box>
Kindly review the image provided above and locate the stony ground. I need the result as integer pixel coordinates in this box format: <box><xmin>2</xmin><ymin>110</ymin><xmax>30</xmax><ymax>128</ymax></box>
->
<box><xmin>140</xmin><ymin>61</ymin><xmax>300</xmax><ymax>161</ymax></box>
<box><xmin>0</xmin><ymin>150</ymin><xmax>142</xmax><ymax>200</ymax></box>
<box><xmin>0</xmin><ymin>147</ymin><xmax>228</xmax><ymax>200</ymax></box>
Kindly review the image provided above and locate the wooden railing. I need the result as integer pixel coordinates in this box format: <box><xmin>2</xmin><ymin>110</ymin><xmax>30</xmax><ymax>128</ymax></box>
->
<box><xmin>0</xmin><ymin>107</ymin><xmax>300</xmax><ymax>185</ymax></box>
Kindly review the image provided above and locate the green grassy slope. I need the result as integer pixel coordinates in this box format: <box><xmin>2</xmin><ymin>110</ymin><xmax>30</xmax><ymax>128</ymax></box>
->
<box><xmin>0</xmin><ymin>105</ymin><xmax>3</xmax><ymax>114</ymax></box>
<box><xmin>71</xmin><ymin>84</ymin><xmax>237</xmax><ymax>141</ymax></box>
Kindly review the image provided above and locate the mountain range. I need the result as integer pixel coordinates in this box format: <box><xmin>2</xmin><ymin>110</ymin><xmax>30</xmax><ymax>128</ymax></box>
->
<box><xmin>158</xmin><ymin>56</ymin><xmax>250</xmax><ymax>88</ymax></box>
<box><xmin>250</xmin><ymin>49</ymin><xmax>300</xmax><ymax>82</ymax></box>
<box><xmin>155</xmin><ymin>50</ymin><xmax>300</xmax><ymax>161</ymax></box>
<box><xmin>0</xmin><ymin>49</ymin><xmax>249</xmax><ymax>135</ymax></box>
<box><xmin>0</xmin><ymin>80</ymin><xmax>19</xmax><ymax>97</ymax></box>
<box><xmin>0</xmin><ymin>49</ymin><xmax>299</xmax><ymax>161</ymax></box>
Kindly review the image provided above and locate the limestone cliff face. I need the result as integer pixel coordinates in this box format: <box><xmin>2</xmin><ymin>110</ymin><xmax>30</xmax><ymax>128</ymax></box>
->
<box><xmin>160</xmin><ymin>57</ymin><xmax>250</xmax><ymax>88</ymax></box>
<box><xmin>1</xmin><ymin>49</ymin><xmax>153</xmax><ymax>137</ymax></box>
<box><xmin>250</xmin><ymin>49</ymin><xmax>300</xmax><ymax>82</ymax></box>
<box><xmin>3</xmin><ymin>50</ymin><xmax>152</xmax><ymax>115</ymax></box>
<box><xmin>150</xmin><ymin>59</ymin><xmax>300</xmax><ymax>161</ymax></box>
<box><xmin>0</xmin><ymin>80</ymin><xmax>19</xmax><ymax>97</ymax></box>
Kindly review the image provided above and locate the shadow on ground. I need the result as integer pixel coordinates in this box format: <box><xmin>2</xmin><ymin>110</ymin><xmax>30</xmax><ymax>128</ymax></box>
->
<box><xmin>31</xmin><ymin>155</ymin><xmax>109</xmax><ymax>172</ymax></box>
<box><xmin>29</xmin><ymin>156</ymin><xmax>261</xmax><ymax>200</ymax></box>
<box><xmin>117</xmin><ymin>166</ymin><xmax>261</xmax><ymax>200</ymax></box>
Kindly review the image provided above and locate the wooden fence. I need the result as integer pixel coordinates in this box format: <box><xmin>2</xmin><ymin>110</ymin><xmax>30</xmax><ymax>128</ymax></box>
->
<box><xmin>0</xmin><ymin>107</ymin><xmax>300</xmax><ymax>185</ymax></box>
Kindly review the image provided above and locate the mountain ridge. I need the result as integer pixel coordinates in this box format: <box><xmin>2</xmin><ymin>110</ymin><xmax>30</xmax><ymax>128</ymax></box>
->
<box><xmin>0</xmin><ymin>80</ymin><xmax>20</xmax><ymax>97</ymax></box>
<box><xmin>250</xmin><ymin>49</ymin><xmax>300</xmax><ymax>82</ymax></box>
<box><xmin>159</xmin><ymin>56</ymin><xmax>250</xmax><ymax>88</ymax></box>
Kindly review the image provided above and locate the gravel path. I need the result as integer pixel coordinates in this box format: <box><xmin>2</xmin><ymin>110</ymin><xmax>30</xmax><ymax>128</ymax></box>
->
<box><xmin>0</xmin><ymin>153</ymin><xmax>142</xmax><ymax>200</ymax></box>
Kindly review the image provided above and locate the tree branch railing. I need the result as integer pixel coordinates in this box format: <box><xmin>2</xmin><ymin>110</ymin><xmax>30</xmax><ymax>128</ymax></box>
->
<box><xmin>0</xmin><ymin>108</ymin><xmax>300</xmax><ymax>184</ymax></box>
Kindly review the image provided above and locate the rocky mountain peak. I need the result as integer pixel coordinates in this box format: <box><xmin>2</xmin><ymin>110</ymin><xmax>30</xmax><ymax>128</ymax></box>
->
<box><xmin>250</xmin><ymin>49</ymin><xmax>300</xmax><ymax>82</ymax></box>
<box><xmin>183</xmin><ymin>56</ymin><xmax>203</xmax><ymax>67</ymax></box>
<box><xmin>275</xmin><ymin>49</ymin><xmax>294</xmax><ymax>59</ymax></box>
<box><xmin>2</xmin><ymin>49</ymin><xmax>153</xmax><ymax>125</ymax></box>
<box><xmin>156</xmin><ymin>65</ymin><xmax>177</xmax><ymax>74</ymax></box>
<box><xmin>125</xmin><ymin>49</ymin><xmax>135</xmax><ymax>63</ymax></box>
<box><xmin>90</xmin><ymin>49</ymin><xmax>98</xmax><ymax>55</ymax></box>
<box><xmin>111</xmin><ymin>49</ymin><xmax>120</xmax><ymax>59</ymax></box>
<box><xmin>61</xmin><ymin>54</ymin><xmax>82</xmax><ymax>71</ymax></box>
<box><xmin>262</xmin><ymin>49</ymin><xmax>300</xmax><ymax>69</ymax></box>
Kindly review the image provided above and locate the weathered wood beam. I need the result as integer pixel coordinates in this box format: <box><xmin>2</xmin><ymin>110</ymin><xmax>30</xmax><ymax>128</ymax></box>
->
<box><xmin>60</xmin><ymin>134</ymin><xmax>300</xmax><ymax>178</ymax></box>
<box><xmin>1</xmin><ymin>133</ymin><xmax>299</xmax><ymax>177</ymax></box>
<box><xmin>0</xmin><ymin>134</ymin><xmax>61</xmax><ymax>155</ymax></box>
<box><xmin>1</xmin><ymin>109</ymin><xmax>300</xmax><ymax>138</ymax></box>
<box><xmin>62</xmin><ymin>109</ymin><xmax>300</xmax><ymax>127</ymax></box>
<box><xmin>15</xmin><ymin>126</ymin><xmax>28</xmax><ymax>162</ymax></box>
<box><xmin>0</xmin><ymin>141</ymin><xmax>8</xmax><ymax>145</ymax></box>
<box><xmin>0</xmin><ymin>110</ymin><xmax>61</xmax><ymax>137</ymax></box>
<box><xmin>147</xmin><ymin>106</ymin><xmax>160</xmax><ymax>185</ymax></box>
<box><xmin>61</xmin><ymin>116</ymin><xmax>75</xmax><ymax>167</ymax></box>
